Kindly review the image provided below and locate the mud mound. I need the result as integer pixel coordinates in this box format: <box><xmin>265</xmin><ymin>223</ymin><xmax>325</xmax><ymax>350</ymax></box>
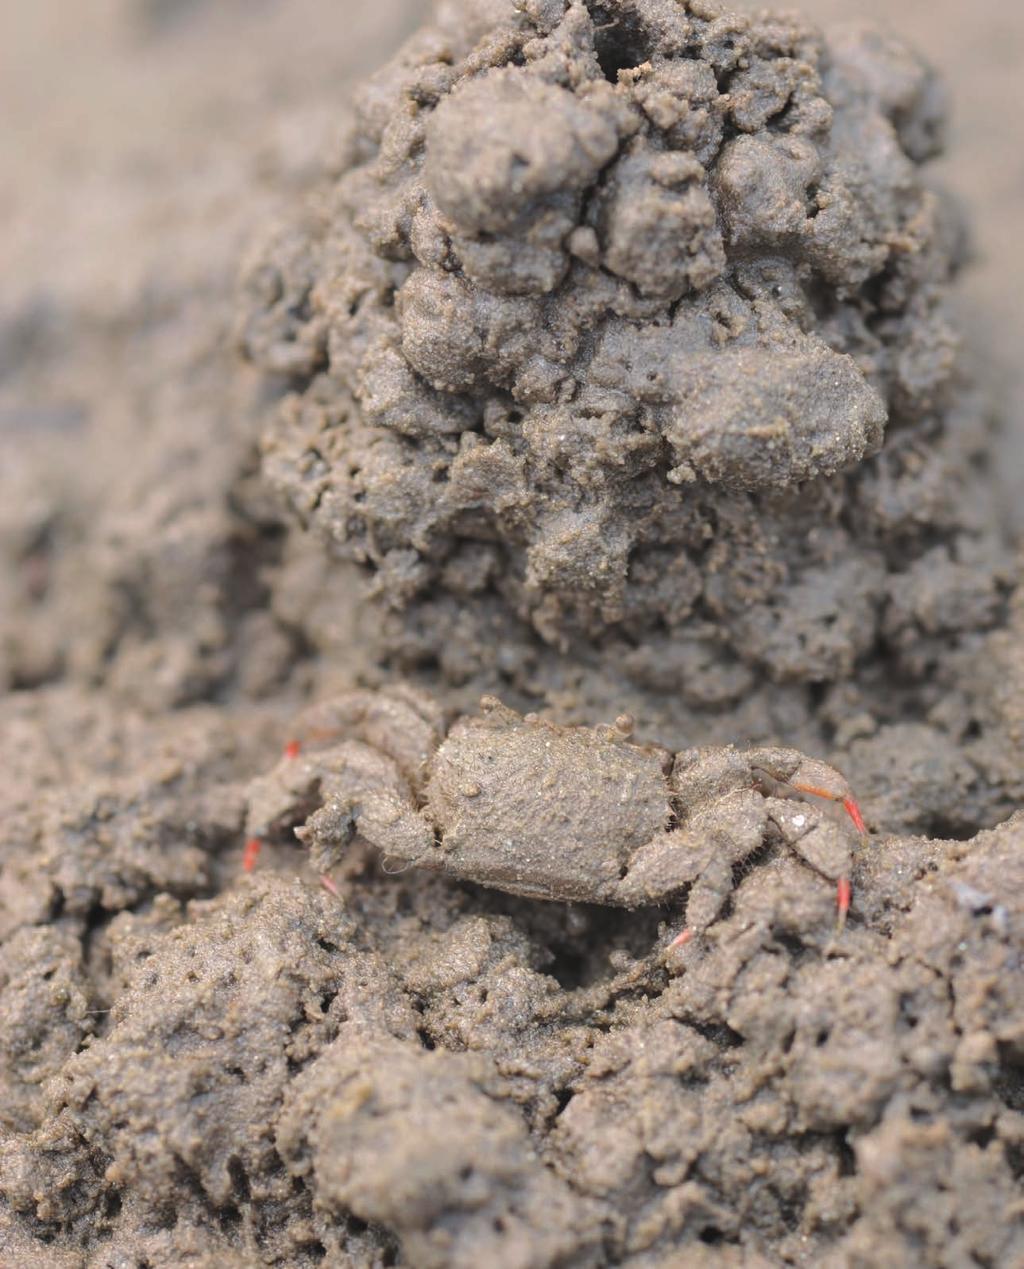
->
<box><xmin>242</xmin><ymin>0</ymin><xmax>1005</xmax><ymax>704</ymax></box>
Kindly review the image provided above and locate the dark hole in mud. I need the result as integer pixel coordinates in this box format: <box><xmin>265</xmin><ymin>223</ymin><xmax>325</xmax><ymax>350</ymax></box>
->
<box><xmin>774</xmin><ymin>929</ymin><xmax>812</xmax><ymax>962</ymax></box>
<box><xmin>591</xmin><ymin>9</ymin><xmax>653</xmax><ymax>81</ymax></box>
<box><xmin>836</xmin><ymin>1132</ymin><xmax>857</xmax><ymax>1177</ymax></box>
<box><xmin>922</xmin><ymin>815</ymin><xmax>981</xmax><ymax>843</ymax></box>
<box><xmin>699</xmin><ymin>1226</ymin><xmax>725</xmax><ymax>1245</ymax></box>
<box><xmin>468</xmin><ymin>888</ymin><xmax>664</xmax><ymax>990</ymax></box>
<box><xmin>547</xmin><ymin>944</ymin><xmax>589</xmax><ymax>990</ymax></box>
<box><xmin>555</xmin><ymin>1088</ymin><xmax>574</xmax><ymax>1117</ymax></box>
<box><xmin>227</xmin><ymin>1155</ymin><xmax>251</xmax><ymax>1203</ymax></box>
<box><xmin>689</xmin><ymin>1020</ymin><xmax>744</xmax><ymax>1050</ymax></box>
<box><xmin>218</xmin><ymin>1204</ymin><xmax>241</xmax><ymax>1233</ymax></box>
<box><xmin>417</xmin><ymin>1027</ymin><xmax>436</xmax><ymax>1051</ymax></box>
<box><xmin>994</xmin><ymin>1043</ymin><xmax>1024</xmax><ymax>1112</ymax></box>
<box><xmin>541</xmin><ymin>904</ymin><xmax>664</xmax><ymax>990</ymax></box>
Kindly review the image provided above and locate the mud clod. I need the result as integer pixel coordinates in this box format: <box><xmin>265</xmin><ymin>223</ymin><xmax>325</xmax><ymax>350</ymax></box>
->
<box><xmin>243</xmin><ymin>0</ymin><xmax>997</xmax><ymax>714</ymax></box>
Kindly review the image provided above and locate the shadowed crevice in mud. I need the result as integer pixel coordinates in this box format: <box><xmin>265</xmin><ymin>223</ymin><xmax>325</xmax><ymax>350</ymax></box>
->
<box><xmin>590</xmin><ymin>5</ymin><xmax>658</xmax><ymax>82</ymax></box>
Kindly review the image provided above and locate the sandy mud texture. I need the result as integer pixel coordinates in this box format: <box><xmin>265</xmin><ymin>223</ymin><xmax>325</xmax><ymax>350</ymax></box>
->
<box><xmin>2</xmin><ymin>0</ymin><xmax>1024</xmax><ymax>1266</ymax></box>
<box><xmin>240</xmin><ymin>0</ymin><xmax>1020</xmax><ymax>833</ymax></box>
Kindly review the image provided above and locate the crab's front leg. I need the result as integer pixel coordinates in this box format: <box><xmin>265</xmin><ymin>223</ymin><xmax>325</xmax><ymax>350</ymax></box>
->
<box><xmin>762</xmin><ymin>795</ymin><xmax>854</xmax><ymax>932</ymax></box>
<box><xmin>744</xmin><ymin>745</ymin><xmax>868</xmax><ymax>929</ymax></box>
<box><xmin>616</xmin><ymin>744</ymin><xmax>867</xmax><ymax>949</ymax></box>
<box><xmin>614</xmin><ymin>747</ymin><xmax>769</xmax><ymax>941</ymax></box>
<box><xmin>746</xmin><ymin>746</ymin><xmax>868</xmax><ymax>836</ymax></box>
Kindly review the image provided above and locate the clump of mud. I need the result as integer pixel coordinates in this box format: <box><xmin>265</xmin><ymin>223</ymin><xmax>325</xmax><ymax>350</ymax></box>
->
<box><xmin>237</xmin><ymin>0</ymin><xmax>1024</xmax><ymax>845</ymax></box>
<box><xmin>2</xmin><ymin>1</ymin><xmax>1024</xmax><ymax>1266</ymax></box>
<box><xmin>3</xmin><ymin>688</ymin><xmax>1024</xmax><ymax>1265</ymax></box>
<box><xmin>242</xmin><ymin>0</ymin><xmax>1009</xmax><ymax>750</ymax></box>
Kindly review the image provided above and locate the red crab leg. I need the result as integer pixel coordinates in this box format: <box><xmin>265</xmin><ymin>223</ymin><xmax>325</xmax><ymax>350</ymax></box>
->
<box><xmin>670</xmin><ymin>784</ymin><xmax>868</xmax><ymax>948</ymax></box>
<box><xmin>836</xmin><ymin>875</ymin><xmax>852</xmax><ymax>931</ymax></box>
<box><xmin>242</xmin><ymin>837</ymin><xmax>262</xmax><ymax>873</ymax></box>
<box><xmin>787</xmin><ymin>782</ymin><xmax>868</xmax><ymax>840</ymax></box>
<box><xmin>788</xmin><ymin>781</ymin><xmax>867</xmax><ymax>929</ymax></box>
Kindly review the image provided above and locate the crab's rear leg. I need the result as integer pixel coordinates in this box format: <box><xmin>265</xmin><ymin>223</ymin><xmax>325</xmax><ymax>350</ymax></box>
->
<box><xmin>244</xmin><ymin>735</ymin><xmax>435</xmax><ymax>892</ymax></box>
<box><xmin>289</xmin><ymin>687</ymin><xmax>445</xmax><ymax>792</ymax></box>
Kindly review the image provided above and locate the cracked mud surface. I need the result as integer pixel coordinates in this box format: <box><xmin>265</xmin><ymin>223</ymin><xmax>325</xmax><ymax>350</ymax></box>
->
<box><xmin>2</xmin><ymin>1</ymin><xmax>1024</xmax><ymax>1266</ymax></box>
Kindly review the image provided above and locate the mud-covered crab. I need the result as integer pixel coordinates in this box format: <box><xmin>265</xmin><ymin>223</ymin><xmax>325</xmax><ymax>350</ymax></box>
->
<box><xmin>244</xmin><ymin>690</ymin><xmax>868</xmax><ymax>947</ymax></box>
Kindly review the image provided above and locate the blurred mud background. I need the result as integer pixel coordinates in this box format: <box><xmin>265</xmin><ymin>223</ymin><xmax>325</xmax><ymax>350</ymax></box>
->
<box><xmin>3</xmin><ymin>0</ymin><xmax>1021</xmax><ymax>512</ymax></box>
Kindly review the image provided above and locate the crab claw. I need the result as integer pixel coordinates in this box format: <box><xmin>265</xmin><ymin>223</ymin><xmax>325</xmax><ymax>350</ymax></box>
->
<box><xmin>782</xmin><ymin>768</ymin><xmax>866</xmax><ymax>931</ymax></box>
<box><xmin>748</xmin><ymin>748</ymin><xmax>868</xmax><ymax>934</ymax></box>
<box><xmin>785</xmin><ymin>776</ymin><xmax>862</xmax><ymax>932</ymax></box>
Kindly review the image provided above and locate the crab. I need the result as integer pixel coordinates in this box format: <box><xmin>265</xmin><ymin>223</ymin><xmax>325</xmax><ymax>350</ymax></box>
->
<box><xmin>243</xmin><ymin>690</ymin><xmax>868</xmax><ymax>948</ymax></box>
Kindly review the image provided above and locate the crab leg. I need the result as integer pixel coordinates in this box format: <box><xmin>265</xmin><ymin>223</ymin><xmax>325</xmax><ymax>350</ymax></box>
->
<box><xmin>785</xmin><ymin>779</ymin><xmax>867</xmax><ymax>929</ymax></box>
<box><xmin>671</xmin><ymin>759</ymin><xmax>869</xmax><ymax>949</ymax></box>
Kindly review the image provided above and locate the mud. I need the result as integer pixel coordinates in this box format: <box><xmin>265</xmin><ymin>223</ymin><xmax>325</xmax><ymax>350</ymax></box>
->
<box><xmin>2</xmin><ymin>0</ymin><xmax>1024</xmax><ymax>1266</ymax></box>
<box><xmin>237</xmin><ymin>0</ymin><xmax>1022</xmax><ymax>849</ymax></box>
<box><xmin>243</xmin><ymin>0</ymin><xmax>997</xmax><ymax>693</ymax></box>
